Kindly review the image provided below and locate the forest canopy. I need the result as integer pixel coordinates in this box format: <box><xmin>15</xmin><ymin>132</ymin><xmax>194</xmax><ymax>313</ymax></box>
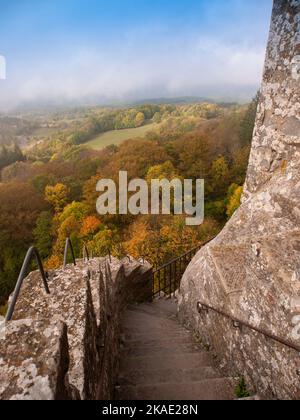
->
<box><xmin>0</xmin><ymin>97</ymin><xmax>258</xmax><ymax>309</ymax></box>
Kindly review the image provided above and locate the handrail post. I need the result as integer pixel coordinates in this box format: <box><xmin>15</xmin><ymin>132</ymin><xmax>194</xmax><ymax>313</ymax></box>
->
<box><xmin>158</xmin><ymin>271</ymin><xmax>161</xmax><ymax>297</ymax></box>
<box><xmin>5</xmin><ymin>247</ymin><xmax>50</xmax><ymax>322</ymax></box>
<box><xmin>83</xmin><ymin>244</ymin><xmax>90</xmax><ymax>262</ymax></box>
<box><xmin>174</xmin><ymin>260</ymin><xmax>177</xmax><ymax>296</ymax></box>
<box><xmin>63</xmin><ymin>238</ymin><xmax>76</xmax><ymax>268</ymax></box>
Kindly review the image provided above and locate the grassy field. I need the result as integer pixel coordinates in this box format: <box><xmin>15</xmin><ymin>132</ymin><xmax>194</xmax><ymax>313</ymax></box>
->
<box><xmin>31</xmin><ymin>127</ymin><xmax>62</xmax><ymax>137</ymax></box>
<box><xmin>86</xmin><ymin>123</ymin><xmax>158</xmax><ymax>150</ymax></box>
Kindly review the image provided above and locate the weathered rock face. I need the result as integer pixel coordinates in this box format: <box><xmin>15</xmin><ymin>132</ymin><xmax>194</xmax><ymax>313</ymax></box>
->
<box><xmin>178</xmin><ymin>0</ymin><xmax>300</xmax><ymax>400</ymax></box>
<box><xmin>0</xmin><ymin>320</ymin><xmax>79</xmax><ymax>400</ymax></box>
<box><xmin>0</xmin><ymin>257</ymin><xmax>152</xmax><ymax>400</ymax></box>
<box><xmin>245</xmin><ymin>0</ymin><xmax>300</xmax><ymax>195</ymax></box>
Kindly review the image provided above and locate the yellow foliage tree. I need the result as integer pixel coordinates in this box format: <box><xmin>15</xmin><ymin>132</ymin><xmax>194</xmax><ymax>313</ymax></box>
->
<box><xmin>226</xmin><ymin>184</ymin><xmax>243</xmax><ymax>219</ymax></box>
<box><xmin>51</xmin><ymin>202</ymin><xmax>89</xmax><ymax>258</ymax></box>
<box><xmin>211</xmin><ymin>156</ymin><xmax>230</xmax><ymax>195</ymax></box>
<box><xmin>44</xmin><ymin>254</ymin><xmax>61</xmax><ymax>270</ymax></box>
<box><xmin>135</xmin><ymin>112</ymin><xmax>145</xmax><ymax>127</ymax></box>
<box><xmin>54</xmin><ymin>214</ymin><xmax>80</xmax><ymax>255</ymax></box>
<box><xmin>45</xmin><ymin>183</ymin><xmax>69</xmax><ymax>214</ymax></box>
<box><xmin>146</xmin><ymin>161</ymin><xmax>180</xmax><ymax>183</ymax></box>
<box><xmin>160</xmin><ymin>216</ymin><xmax>198</xmax><ymax>257</ymax></box>
<box><xmin>123</xmin><ymin>219</ymin><xmax>161</xmax><ymax>266</ymax></box>
<box><xmin>87</xmin><ymin>227</ymin><xmax>117</xmax><ymax>257</ymax></box>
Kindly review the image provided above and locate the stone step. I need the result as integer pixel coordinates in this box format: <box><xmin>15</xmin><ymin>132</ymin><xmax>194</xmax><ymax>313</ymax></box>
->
<box><xmin>121</xmin><ymin>343</ymin><xmax>204</xmax><ymax>357</ymax></box>
<box><xmin>124</xmin><ymin>313</ymin><xmax>178</xmax><ymax>325</ymax></box>
<box><xmin>117</xmin><ymin>367</ymin><xmax>220</xmax><ymax>386</ymax></box>
<box><xmin>119</xmin><ymin>353</ymin><xmax>213</xmax><ymax>371</ymax></box>
<box><xmin>123</xmin><ymin>310</ymin><xmax>179</xmax><ymax>323</ymax></box>
<box><xmin>122</xmin><ymin>326</ymin><xmax>188</xmax><ymax>336</ymax></box>
<box><xmin>117</xmin><ymin>300</ymin><xmax>236</xmax><ymax>401</ymax></box>
<box><xmin>122</xmin><ymin>336</ymin><xmax>196</xmax><ymax>348</ymax></box>
<box><xmin>122</xmin><ymin>331</ymin><xmax>193</xmax><ymax>342</ymax></box>
<box><xmin>116</xmin><ymin>378</ymin><xmax>237</xmax><ymax>401</ymax></box>
<box><xmin>126</xmin><ymin>303</ymin><xmax>177</xmax><ymax>317</ymax></box>
<box><xmin>122</xmin><ymin>316</ymin><xmax>186</xmax><ymax>329</ymax></box>
<box><xmin>127</xmin><ymin>302</ymin><xmax>177</xmax><ymax>318</ymax></box>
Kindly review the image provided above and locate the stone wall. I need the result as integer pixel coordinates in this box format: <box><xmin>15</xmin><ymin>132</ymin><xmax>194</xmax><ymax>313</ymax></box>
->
<box><xmin>178</xmin><ymin>0</ymin><xmax>300</xmax><ymax>400</ymax></box>
<box><xmin>0</xmin><ymin>257</ymin><xmax>152</xmax><ymax>400</ymax></box>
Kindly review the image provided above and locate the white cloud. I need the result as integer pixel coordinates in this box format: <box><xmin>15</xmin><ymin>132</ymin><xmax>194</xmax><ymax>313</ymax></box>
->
<box><xmin>0</xmin><ymin>30</ymin><xmax>266</xmax><ymax>110</ymax></box>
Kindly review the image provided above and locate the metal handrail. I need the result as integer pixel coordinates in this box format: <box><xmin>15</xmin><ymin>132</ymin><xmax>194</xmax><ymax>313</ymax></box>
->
<box><xmin>197</xmin><ymin>300</ymin><xmax>300</xmax><ymax>353</ymax></box>
<box><xmin>5</xmin><ymin>247</ymin><xmax>50</xmax><ymax>322</ymax></box>
<box><xmin>151</xmin><ymin>234</ymin><xmax>300</xmax><ymax>354</ymax></box>
<box><xmin>152</xmin><ymin>238</ymin><xmax>215</xmax><ymax>297</ymax></box>
<box><xmin>82</xmin><ymin>244</ymin><xmax>90</xmax><ymax>262</ymax></box>
<box><xmin>63</xmin><ymin>238</ymin><xmax>76</xmax><ymax>268</ymax></box>
<box><xmin>153</xmin><ymin>238</ymin><xmax>214</xmax><ymax>273</ymax></box>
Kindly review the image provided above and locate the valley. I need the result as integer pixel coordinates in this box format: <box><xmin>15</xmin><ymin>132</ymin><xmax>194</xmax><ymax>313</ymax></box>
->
<box><xmin>0</xmin><ymin>98</ymin><xmax>257</xmax><ymax>306</ymax></box>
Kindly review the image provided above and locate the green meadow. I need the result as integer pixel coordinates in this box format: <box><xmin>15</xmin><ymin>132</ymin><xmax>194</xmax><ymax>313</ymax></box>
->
<box><xmin>86</xmin><ymin>123</ymin><xmax>157</xmax><ymax>150</ymax></box>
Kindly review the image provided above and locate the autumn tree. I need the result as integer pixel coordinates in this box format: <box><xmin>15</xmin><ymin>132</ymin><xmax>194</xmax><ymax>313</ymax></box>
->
<box><xmin>52</xmin><ymin>201</ymin><xmax>89</xmax><ymax>258</ymax></box>
<box><xmin>226</xmin><ymin>184</ymin><xmax>243</xmax><ymax>219</ymax></box>
<box><xmin>87</xmin><ymin>226</ymin><xmax>119</xmax><ymax>257</ymax></box>
<box><xmin>45</xmin><ymin>183</ymin><xmax>69</xmax><ymax>213</ymax></box>
<box><xmin>152</xmin><ymin>112</ymin><xmax>162</xmax><ymax>124</ymax></box>
<box><xmin>146</xmin><ymin>161</ymin><xmax>179</xmax><ymax>183</ymax></box>
<box><xmin>0</xmin><ymin>182</ymin><xmax>46</xmax><ymax>303</ymax></box>
<box><xmin>123</xmin><ymin>219</ymin><xmax>161</xmax><ymax>265</ymax></box>
<box><xmin>135</xmin><ymin>112</ymin><xmax>145</xmax><ymax>127</ymax></box>
<box><xmin>83</xmin><ymin>174</ymin><xmax>100</xmax><ymax>213</ymax></box>
<box><xmin>80</xmin><ymin>216</ymin><xmax>102</xmax><ymax>239</ymax></box>
<box><xmin>211</xmin><ymin>156</ymin><xmax>230</xmax><ymax>197</ymax></box>
<box><xmin>171</xmin><ymin>133</ymin><xmax>212</xmax><ymax>180</ymax></box>
<box><xmin>0</xmin><ymin>143</ymin><xmax>25</xmax><ymax>172</ymax></box>
<box><xmin>33</xmin><ymin>211</ymin><xmax>53</xmax><ymax>259</ymax></box>
<box><xmin>97</xmin><ymin>140</ymin><xmax>170</xmax><ymax>187</ymax></box>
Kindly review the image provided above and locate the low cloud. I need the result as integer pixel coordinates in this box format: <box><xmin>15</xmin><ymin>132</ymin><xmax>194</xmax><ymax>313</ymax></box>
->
<box><xmin>0</xmin><ymin>31</ymin><xmax>266</xmax><ymax>110</ymax></box>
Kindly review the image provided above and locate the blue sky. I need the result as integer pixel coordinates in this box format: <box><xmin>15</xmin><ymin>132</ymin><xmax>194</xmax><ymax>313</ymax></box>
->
<box><xmin>0</xmin><ymin>0</ymin><xmax>273</xmax><ymax>109</ymax></box>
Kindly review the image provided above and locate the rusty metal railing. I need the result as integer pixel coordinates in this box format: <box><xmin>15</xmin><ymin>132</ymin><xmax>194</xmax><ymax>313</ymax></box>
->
<box><xmin>5</xmin><ymin>239</ymin><xmax>95</xmax><ymax>321</ymax></box>
<box><xmin>196</xmin><ymin>301</ymin><xmax>300</xmax><ymax>353</ymax></box>
<box><xmin>63</xmin><ymin>238</ymin><xmax>76</xmax><ymax>268</ymax></box>
<box><xmin>5</xmin><ymin>247</ymin><xmax>50</xmax><ymax>322</ymax></box>
<box><xmin>150</xmin><ymin>236</ymin><xmax>300</xmax><ymax>354</ymax></box>
<box><xmin>82</xmin><ymin>243</ymin><xmax>90</xmax><ymax>262</ymax></box>
<box><xmin>152</xmin><ymin>238</ymin><xmax>214</xmax><ymax>298</ymax></box>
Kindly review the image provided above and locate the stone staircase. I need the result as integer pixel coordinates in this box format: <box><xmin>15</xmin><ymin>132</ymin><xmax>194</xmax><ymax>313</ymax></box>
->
<box><xmin>116</xmin><ymin>299</ymin><xmax>237</xmax><ymax>400</ymax></box>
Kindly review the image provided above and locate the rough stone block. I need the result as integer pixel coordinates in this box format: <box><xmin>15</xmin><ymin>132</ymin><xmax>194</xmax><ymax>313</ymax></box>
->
<box><xmin>0</xmin><ymin>319</ymin><xmax>79</xmax><ymax>400</ymax></box>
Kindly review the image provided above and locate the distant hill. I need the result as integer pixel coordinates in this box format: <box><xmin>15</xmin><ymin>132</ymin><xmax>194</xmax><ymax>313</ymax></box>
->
<box><xmin>129</xmin><ymin>97</ymin><xmax>214</xmax><ymax>105</ymax></box>
<box><xmin>129</xmin><ymin>97</ymin><xmax>239</xmax><ymax>108</ymax></box>
<box><xmin>2</xmin><ymin>85</ymin><xmax>257</xmax><ymax>114</ymax></box>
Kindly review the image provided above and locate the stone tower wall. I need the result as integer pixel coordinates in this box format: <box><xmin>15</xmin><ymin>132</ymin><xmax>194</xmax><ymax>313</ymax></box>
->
<box><xmin>178</xmin><ymin>0</ymin><xmax>300</xmax><ymax>400</ymax></box>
